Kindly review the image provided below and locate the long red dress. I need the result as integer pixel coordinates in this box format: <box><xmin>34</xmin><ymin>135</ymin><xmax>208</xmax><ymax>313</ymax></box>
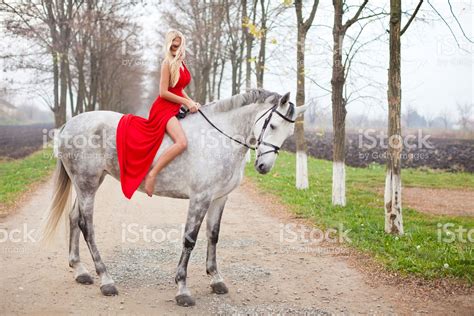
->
<box><xmin>116</xmin><ymin>61</ymin><xmax>191</xmax><ymax>199</ymax></box>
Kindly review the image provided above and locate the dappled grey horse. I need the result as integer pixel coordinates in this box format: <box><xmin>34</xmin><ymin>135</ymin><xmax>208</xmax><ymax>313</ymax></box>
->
<box><xmin>41</xmin><ymin>88</ymin><xmax>307</xmax><ymax>306</ymax></box>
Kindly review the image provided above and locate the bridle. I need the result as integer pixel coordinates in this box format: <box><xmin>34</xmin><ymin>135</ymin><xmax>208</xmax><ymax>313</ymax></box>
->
<box><xmin>197</xmin><ymin>101</ymin><xmax>296</xmax><ymax>158</ymax></box>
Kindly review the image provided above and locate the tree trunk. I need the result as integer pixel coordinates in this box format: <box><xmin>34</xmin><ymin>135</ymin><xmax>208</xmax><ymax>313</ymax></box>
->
<box><xmin>243</xmin><ymin>0</ymin><xmax>256</xmax><ymax>90</ymax></box>
<box><xmin>294</xmin><ymin>0</ymin><xmax>318</xmax><ymax>189</ymax></box>
<box><xmin>58</xmin><ymin>53</ymin><xmax>68</xmax><ymax>125</ymax></box>
<box><xmin>218</xmin><ymin>57</ymin><xmax>225</xmax><ymax>99</ymax></box>
<box><xmin>256</xmin><ymin>0</ymin><xmax>266</xmax><ymax>88</ymax></box>
<box><xmin>66</xmin><ymin>59</ymin><xmax>75</xmax><ymax>117</ymax></box>
<box><xmin>75</xmin><ymin>56</ymin><xmax>86</xmax><ymax>115</ymax></box>
<box><xmin>231</xmin><ymin>54</ymin><xmax>239</xmax><ymax>95</ymax></box>
<box><xmin>242</xmin><ymin>0</ymin><xmax>255</xmax><ymax>163</ymax></box>
<box><xmin>295</xmin><ymin>27</ymin><xmax>308</xmax><ymax>189</ymax></box>
<box><xmin>385</xmin><ymin>0</ymin><xmax>403</xmax><ymax>235</ymax></box>
<box><xmin>331</xmin><ymin>0</ymin><xmax>347</xmax><ymax>206</ymax></box>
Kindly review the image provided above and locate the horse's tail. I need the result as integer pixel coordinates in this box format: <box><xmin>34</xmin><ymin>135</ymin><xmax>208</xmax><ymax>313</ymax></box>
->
<box><xmin>39</xmin><ymin>158</ymin><xmax>72</xmax><ymax>244</ymax></box>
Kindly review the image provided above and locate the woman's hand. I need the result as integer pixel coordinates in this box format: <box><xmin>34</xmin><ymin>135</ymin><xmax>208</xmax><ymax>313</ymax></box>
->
<box><xmin>186</xmin><ymin>100</ymin><xmax>201</xmax><ymax>113</ymax></box>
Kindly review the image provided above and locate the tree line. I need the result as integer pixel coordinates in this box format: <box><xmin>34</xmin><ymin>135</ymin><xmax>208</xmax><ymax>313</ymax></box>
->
<box><xmin>1</xmin><ymin>0</ymin><xmax>144</xmax><ymax>126</ymax></box>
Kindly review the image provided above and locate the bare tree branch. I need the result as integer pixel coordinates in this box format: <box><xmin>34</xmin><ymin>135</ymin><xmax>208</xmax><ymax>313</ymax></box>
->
<box><xmin>343</xmin><ymin>0</ymin><xmax>368</xmax><ymax>32</ymax></box>
<box><xmin>400</xmin><ymin>0</ymin><xmax>423</xmax><ymax>36</ymax></box>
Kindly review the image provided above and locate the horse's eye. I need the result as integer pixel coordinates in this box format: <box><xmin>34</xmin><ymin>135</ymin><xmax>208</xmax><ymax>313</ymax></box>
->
<box><xmin>270</xmin><ymin>124</ymin><xmax>275</xmax><ymax>130</ymax></box>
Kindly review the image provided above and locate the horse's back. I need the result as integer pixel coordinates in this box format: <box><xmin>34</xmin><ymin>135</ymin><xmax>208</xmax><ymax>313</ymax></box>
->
<box><xmin>57</xmin><ymin>111</ymin><xmax>123</xmax><ymax>175</ymax></box>
<box><xmin>63</xmin><ymin>111</ymin><xmax>123</xmax><ymax>135</ymax></box>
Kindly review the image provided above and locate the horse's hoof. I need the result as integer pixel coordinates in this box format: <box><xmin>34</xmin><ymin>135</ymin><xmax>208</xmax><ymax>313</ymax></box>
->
<box><xmin>100</xmin><ymin>284</ymin><xmax>119</xmax><ymax>296</ymax></box>
<box><xmin>75</xmin><ymin>273</ymin><xmax>94</xmax><ymax>285</ymax></box>
<box><xmin>175</xmin><ymin>294</ymin><xmax>195</xmax><ymax>307</ymax></box>
<box><xmin>211</xmin><ymin>282</ymin><xmax>228</xmax><ymax>294</ymax></box>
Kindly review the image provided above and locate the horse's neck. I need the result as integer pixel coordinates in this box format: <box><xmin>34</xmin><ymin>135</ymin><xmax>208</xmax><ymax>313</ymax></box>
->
<box><xmin>206</xmin><ymin>92</ymin><xmax>254</xmax><ymax>113</ymax></box>
<box><xmin>208</xmin><ymin>102</ymin><xmax>263</xmax><ymax>146</ymax></box>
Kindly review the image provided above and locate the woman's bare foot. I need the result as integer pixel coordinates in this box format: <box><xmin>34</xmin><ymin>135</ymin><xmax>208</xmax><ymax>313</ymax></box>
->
<box><xmin>144</xmin><ymin>173</ymin><xmax>155</xmax><ymax>197</ymax></box>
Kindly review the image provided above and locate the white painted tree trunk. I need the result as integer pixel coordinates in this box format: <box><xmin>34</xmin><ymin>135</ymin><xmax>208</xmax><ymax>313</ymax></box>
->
<box><xmin>384</xmin><ymin>170</ymin><xmax>404</xmax><ymax>234</ymax></box>
<box><xmin>245</xmin><ymin>149</ymin><xmax>251</xmax><ymax>163</ymax></box>
<box><xmin>332</xmin><ymin>161</ymin><xmax>346</xmax><ymax>206</ymax></box>
<box><xmin>296</xmin><ymin>150</ymin><xmax>308</xmax><ymax>189</ymax></box>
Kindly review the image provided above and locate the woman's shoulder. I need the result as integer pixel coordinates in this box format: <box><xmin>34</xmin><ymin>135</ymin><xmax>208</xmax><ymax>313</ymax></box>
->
<box><xmin>161</xmin><ymin>59</ymin><xmax>171</xmax><ymax>72</ymax></box>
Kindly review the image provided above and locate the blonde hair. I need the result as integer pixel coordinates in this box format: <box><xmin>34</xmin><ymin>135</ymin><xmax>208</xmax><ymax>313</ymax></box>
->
<box><xmin>163</xmin><ymin>29</ymin><xmax>186</xmax><ymax>88</ymax></box>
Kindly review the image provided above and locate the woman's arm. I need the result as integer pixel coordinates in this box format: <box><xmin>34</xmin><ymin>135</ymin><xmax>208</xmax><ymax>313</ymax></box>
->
<box><xmin>182</xmin><ymin>89</ymin><xmax>192</xmax><ymax>101</ymax></box>
<box><xmin>181</xmin><ymin>89</ymin><xmax>202</xmax><ymax>110</ymax></box>
<box><xmin>159</xmin><ymin>60</ymin><xmax>191</xmax><ymax>108</ymax></box>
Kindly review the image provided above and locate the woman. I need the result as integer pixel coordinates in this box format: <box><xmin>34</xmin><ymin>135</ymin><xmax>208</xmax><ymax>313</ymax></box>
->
<box><xmin>116</xmin><ymin>29</ymin><xmax>200</xmax><ymax>199</ymax></box>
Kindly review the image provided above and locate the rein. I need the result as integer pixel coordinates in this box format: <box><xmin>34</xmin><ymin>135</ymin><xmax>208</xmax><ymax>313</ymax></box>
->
<box><xmin>194</xmin><ymin>102</ymin><xmax>296</xmax><ymax>158</ymax></box>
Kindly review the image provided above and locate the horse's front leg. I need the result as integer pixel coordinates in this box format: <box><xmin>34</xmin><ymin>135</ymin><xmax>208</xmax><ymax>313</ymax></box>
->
<box><xmin>175</xmin><ymin>193</ymin><xmax>212</xmax><ymax>307</ymax></box>
<box><xmin>206</xmin><ymin>195</ymin><xmax>229</xmax><ymax>294</ymax></box>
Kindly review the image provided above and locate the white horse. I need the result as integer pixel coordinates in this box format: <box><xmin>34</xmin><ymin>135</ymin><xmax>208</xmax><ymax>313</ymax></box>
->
<box><xmin>41</xmin><ymin>88</ymin><xmax>307</xmax><ymax>306</ymax></box>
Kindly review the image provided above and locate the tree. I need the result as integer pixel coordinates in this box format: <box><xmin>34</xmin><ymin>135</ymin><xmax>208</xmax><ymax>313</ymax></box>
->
<box><xmin>0</xmin><ymin>0</ymin><xmax>78</xmax><ymax>127</ymax></box>
<box><xmin>244</xmin><ymin>0</ymin><xmax>287</xmax><ymax>89</ymax></box>
<box><xmin>331</xmin><ymin>0</ymin><xmax>369</xmax><ymax>206</ymax></box>
<box><xmin>457</xmin><ymin>102</ymin><xmax>473</xmax><ymax>132</ymax></box>
<box><xmin>1</xmin><ymin>0</ymin><xmax>144</xmax><ymax>126</ymax></box>
<box><xmin>223</xmin><ymin>0</ymin><xmax>246</xmax><ymax>95</ymax></box>
<box><xmin>161</xmin><ymin>1</ymin><xmax>226</xmax><ymax>104</ymax></box>
<box><xmin>384</xmin><ymin>0</ymin><xmax>423</xmax><ymax>235</ymax></box>
<box><xmin>242</xmin><ymin>0</ymin><xmax>258</xmax><ymax>90</ymax></box>
<box><xmin>294</xmin><ymin>0</ymin><xmax>319</xmax><ymax>190</ymax></box>
<box><xmin>439</xmin><ymin>107</ymin><xmax>451</xmax><ymax>130</ymax></box>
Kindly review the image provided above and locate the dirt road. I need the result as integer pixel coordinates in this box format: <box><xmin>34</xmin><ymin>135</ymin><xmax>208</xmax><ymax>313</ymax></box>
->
<box><xmin>0</xmin><ymin>174</ymin><xmax>472</xmax><ymax>315</ymax></box>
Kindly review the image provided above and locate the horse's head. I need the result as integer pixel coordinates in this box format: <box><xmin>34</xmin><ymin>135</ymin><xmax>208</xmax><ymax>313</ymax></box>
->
<box><xmin>252</xmin><ymin>91</ymin><xmax>307</xmax><ymax>174</ymax></box>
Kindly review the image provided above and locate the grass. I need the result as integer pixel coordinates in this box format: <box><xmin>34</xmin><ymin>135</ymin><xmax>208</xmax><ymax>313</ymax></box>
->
<box><xmin>0</xmin><ymin>146</ymin><xmax>56</xmax><ymax>215</ymax></box>
<box><xmin>245</xmin><ymin>151</ymin><xmax>474</xmax><ymax>284</ymax></box>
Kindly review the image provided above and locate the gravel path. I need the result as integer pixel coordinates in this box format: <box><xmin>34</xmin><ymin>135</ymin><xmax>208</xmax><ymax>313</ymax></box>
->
<box><xmin>0</xmin><ymin>174</ymin><xmax>472</xmax><ymax>315</ymax></box>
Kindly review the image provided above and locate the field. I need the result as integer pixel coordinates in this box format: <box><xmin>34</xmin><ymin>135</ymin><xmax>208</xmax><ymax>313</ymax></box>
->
<box><xmin>282</xmin><ymin>130</ymin><xmax>474</xmax><ymax>172</ymax></box>
<box><xmin>0</xmin><ymin>123</ymin><xmax>55</xmax><ymax>159</ymax></box>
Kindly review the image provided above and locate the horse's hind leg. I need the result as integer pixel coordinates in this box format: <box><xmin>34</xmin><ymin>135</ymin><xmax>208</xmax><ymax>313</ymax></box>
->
<box><xmin>206</xmin><ymin>195</ymin><xmax>229</xmax><ymax>294</ymax></box>
<box><xmin>75</xmin><ymin>173</ymin><xmax>117</xmax><ymax>296</ymax></box>
<box><xmin>69</xmin><ymin>197</ymin><xmax>93</xmax><ymax>284</ymax></box>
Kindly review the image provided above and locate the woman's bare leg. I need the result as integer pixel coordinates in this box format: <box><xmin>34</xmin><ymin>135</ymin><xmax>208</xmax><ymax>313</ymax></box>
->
<box><xmin>144</xmin><ymin>117</ymin><xmax>187</xmax><ymax>196</ymax></box>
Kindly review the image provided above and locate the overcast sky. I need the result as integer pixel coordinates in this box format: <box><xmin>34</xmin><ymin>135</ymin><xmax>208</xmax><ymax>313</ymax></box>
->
<box><xmin>1</xmin><ymin>0</ymin><xmax>472</xmax><ymax>122</ymax></box>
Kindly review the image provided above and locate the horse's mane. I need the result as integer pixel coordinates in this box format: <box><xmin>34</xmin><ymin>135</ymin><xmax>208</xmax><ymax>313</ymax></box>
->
<box><xmin>203</xmin><ymin>88</ymin><xmax>282</xmax><ymax>113</ymax></box>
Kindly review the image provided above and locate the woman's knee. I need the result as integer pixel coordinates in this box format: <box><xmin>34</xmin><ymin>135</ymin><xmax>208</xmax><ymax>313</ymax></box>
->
<box><xmin>176</xmin><ymin>137</ymin><xmax>187</xmax><ymax>152</ymax></box>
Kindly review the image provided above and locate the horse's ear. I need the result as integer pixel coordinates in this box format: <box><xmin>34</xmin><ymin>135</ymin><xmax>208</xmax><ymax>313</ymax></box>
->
<box><xmin>279</xmin><ymin>92</ymin><xmax>290</xmax><ymax>107</ymax></box>
<box><xmin>295</xmin><ymin>105</ymin><xmax>308</xmax><ymax>118</ymax></box>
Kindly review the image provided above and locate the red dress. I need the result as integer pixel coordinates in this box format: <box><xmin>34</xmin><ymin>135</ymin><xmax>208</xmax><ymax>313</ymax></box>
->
<box><xmin>116</xmin><ymin>61</ymin><xmax>191</xmax><ymax>199</ymax></box>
